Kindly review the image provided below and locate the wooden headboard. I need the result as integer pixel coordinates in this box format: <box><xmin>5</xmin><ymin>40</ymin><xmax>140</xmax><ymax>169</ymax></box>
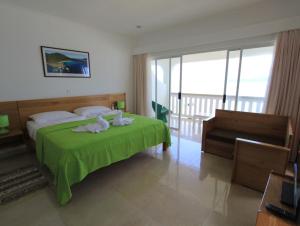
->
<box><xmin>0</xmin><ymin>93</ymin><xmax>126</xmax><ymax>131</ymax></box>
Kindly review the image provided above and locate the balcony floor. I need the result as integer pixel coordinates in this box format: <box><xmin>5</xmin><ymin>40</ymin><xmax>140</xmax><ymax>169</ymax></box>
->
<box><xmin>169</xmin><ymin>115</ymin><xmax>203</xmax><ymax>143</ymax></box>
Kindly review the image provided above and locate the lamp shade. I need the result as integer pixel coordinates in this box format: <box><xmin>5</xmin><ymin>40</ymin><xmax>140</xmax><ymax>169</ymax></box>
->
<box><xmin>117</xmin><ymin>101</ymin><xmax>125</xmax><ymax>110</ymax></box>
<box><xmin>0</xmin><ymin>115</ymin><xmax>9</xmax><ymax>128</ymax></box>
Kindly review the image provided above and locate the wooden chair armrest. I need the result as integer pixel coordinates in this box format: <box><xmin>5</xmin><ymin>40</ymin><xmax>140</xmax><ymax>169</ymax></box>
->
<box><xmin>235</xmin><ymin>138</ymin><xmax>290</xmax><ymax>153</ymax></box>
<box><xmin>201</xmin><ymin>116</ymin><xmax>215</xmax><ymax>151</ymax></box>
<box><xmin>203</xmin><ymin>115</ymin><xmax>215</xmax><ymax>123</ymax></box>
<box><xmin>232</xmin><ymin>138</ymin><xmax>290</xmax><ymax>183</ymax></box>
<box><xmin>285</xmin><ymin>118</ymin><xmax>293</xmax><ymax>148</ymax></box>
<box><xmin>287</xmin><ymin>118</ymin><xmax>293</xmax><ymax>135</ymax></box>
<box><xmin>202</xmin><ymin>116</ymin><xmax>215</xmax><ymax>131</ymax></box>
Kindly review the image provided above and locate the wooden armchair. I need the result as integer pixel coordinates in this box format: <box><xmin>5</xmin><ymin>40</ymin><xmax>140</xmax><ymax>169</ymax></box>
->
<box><xmin>201</xmin><ymin>109</ymin><xmax>293</xmax><ymax>192</ymax></box>
<box><xmin>232</xmin><ymin>138</ymin><xmax>290</xmax><ymax>192</ymax></box>
<box><xmin>231</xmin><ymin>115</ymin><xmax>293</xmax><ymax>192</ymax></box>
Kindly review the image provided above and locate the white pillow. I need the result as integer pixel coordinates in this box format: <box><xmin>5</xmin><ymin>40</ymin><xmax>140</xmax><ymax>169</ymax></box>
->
<box><xmin>30</xmin><ymin>111</ymin><xmax>77</xmax><ymax>124</ymax></box>
<box><xmin>74</xmin><ymin>106</ymin><xmax>111</xmax><ymax>117</ymax></box>
<box><xmin>39</xmin><ymin>115</ymin><xmax>86</xmax><ymax>126</ymax></box>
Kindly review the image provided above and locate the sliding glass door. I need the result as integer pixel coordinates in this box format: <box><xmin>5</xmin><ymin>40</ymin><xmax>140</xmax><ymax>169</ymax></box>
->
<box><xmin>152</xmin><ymin>57</ymin><xmax>182</xmax><ymax>130</ymax></box>
<box><xmin>181</xmin><ymin>51</ymin><xmax>227</xmax><ymax>119</ymax></box>
<box><xmin>236</xmin><ymin>46</ymin><xmax>274</xmax><ymax>112</ymax></box>
<box><xmin>151</xmin><ymin>45</ymin><xmax>274</xmax><ymax>133</ymax></box>
<box><xmin>156</xmin><ymin>58</ymin><xmax>170</xmax><ymax>119</ymax></box>
<box><xmin>223</xmin><ymin>50</ymin><xmax>241</xmax><ymax>111</ymax></box>
<box><xmin>223</xmin><ymin>46</ymin><xmax>274</xmax><ymax>113</ymax></box>
<box><xmin>169</xmin><ymin>57</ymin><xmax>182</xmax><ymax>130</ymax></box>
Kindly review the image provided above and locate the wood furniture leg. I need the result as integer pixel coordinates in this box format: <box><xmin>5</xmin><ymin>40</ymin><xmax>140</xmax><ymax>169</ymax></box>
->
<box><xmin>163</xmin><ymin>142</ymin><xmax>168</xmax><ymax>151</ymax></box>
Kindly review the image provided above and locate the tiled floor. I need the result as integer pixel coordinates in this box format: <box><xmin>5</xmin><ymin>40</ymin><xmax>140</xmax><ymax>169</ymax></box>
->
<box><xmin>0</xmin><ymin>135</ymin><xmax>262</xmax><ymax>226</ymax></box>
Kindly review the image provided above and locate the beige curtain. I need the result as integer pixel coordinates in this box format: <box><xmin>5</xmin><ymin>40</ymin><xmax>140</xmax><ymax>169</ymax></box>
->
<box><xmin>266</xmin><ymin>29</ymin><xmax>300</xmax><ymax>160</ymax></box>
<box><xmin>133</xmin><ymin>54</ymin><xmax>148</xmax><ymax>115</ymax></box>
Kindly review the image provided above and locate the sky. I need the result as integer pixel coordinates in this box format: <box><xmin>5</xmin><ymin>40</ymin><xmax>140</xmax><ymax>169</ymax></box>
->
<box><xmin>152</xmin><ymin>46</ymin><xmax>274</xmax><ymax>98</ymax></box>
<box><xmin>44</xmin><ymin>48</ymin><xmax>88</xmax><ymax>60</ymax></box>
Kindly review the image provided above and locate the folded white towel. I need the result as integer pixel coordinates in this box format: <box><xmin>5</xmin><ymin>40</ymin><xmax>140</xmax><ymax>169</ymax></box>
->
<box><xmin>112</xmin><ymin>111</ymin><xmax>134</xmax><ymax>126</ymax></box>
<box><xmin>97</xmin><ymin>115</ymin><xmax>110</xmax><ymax>130</ymax></box>
<box><xmin>73</xmin><ymin>116</ymin><xmax>110</xmax><ymax>133</ymax></box>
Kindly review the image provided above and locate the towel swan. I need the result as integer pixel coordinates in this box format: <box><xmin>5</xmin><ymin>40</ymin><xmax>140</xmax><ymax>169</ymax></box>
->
<box><xmin>73</xmin><ymin>115</ymin><xmax>110</xmax><ymax>133</ymax></box>
<box><xmin>112</xmin><ymin>111</ymin><xmax>134</xmax><ymax>126</ymax></box>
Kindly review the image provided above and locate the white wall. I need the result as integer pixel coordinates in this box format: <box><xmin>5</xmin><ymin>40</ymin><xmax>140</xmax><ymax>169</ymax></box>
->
<box><xmin>133</xmin><ymin>0</ymin><xmax>300</xmax><ymax>56</ymax></box>
<box><xmin>0</xmin><ymin>4</ymin><xmax>134</xmax><ymax>110</ymax></box>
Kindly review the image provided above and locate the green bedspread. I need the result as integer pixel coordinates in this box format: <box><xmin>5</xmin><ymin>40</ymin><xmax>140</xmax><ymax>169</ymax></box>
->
<box><xmin>36</xmin><ymin>113</ymin><xmax>171</xmax><ymax>205</ymax></box>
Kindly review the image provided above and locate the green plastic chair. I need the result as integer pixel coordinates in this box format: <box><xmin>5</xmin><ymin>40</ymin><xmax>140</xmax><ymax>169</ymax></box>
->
<box><xmin>152</xmin><ymin>101</ymin><xmax>169</xmax><ymax>123</ymax></box>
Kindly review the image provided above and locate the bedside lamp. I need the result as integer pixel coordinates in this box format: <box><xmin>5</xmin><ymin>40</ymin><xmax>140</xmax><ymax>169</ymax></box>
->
<box><xmin>116</xmin><ymin>100</ymin><xmax>125</xmax><ymax>111</ymax></box>
<box><xmin>0</xmin><ymin>114</ymin><xmax>9</xmax><ymax>135</ymax></box>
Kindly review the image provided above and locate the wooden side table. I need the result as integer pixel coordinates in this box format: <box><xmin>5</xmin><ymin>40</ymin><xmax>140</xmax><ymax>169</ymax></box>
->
<box><xmin>256</xmin><ymin>172</ymin><xmax>299</xmax><ymax>226</ymax></box>
<box><xmin>0</xmin><ymin>129</ymin><xmax>24</xmax><ymax>146</ymax></box>
<box><xmin>0</xmin><ymin>129</ymin><xmax>28</xmax><ymax>160</ymax></box>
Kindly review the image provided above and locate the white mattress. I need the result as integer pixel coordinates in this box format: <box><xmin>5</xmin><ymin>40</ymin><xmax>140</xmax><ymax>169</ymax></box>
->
<box><xmin>27</xmin><ymin>121</ymin><xmax>41</xmax><ymax>141</ymax></box>
<box><xmin>27</xmin><ymin>116</ymin><xmax>86</xmax><ymax>141</ymax></box>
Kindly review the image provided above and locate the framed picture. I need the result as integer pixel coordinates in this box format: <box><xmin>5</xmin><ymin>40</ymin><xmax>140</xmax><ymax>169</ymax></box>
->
<box><xmin>41</xmin><ymin>46</ymin><xmax>91</xmax><ymax>78</ymax></box>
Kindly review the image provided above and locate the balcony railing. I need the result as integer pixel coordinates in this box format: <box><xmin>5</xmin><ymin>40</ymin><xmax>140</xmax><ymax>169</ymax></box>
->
<box><xmin>170</xmin><ymin>93</ymin><xmax>265</xmax><ymax>118</ymax></box>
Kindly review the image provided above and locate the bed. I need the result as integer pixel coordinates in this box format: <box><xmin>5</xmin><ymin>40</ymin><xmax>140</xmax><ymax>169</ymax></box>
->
<box><xmin>16</xmin><ymin>93</ymin><xmax>171</xmax><ymax>205</ymax></box>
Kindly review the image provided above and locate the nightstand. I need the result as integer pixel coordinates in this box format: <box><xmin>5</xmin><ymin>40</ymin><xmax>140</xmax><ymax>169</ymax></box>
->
<box><xmin>0</xmin><ymin>129</ymin><xmax>27</xmax><ymax>160</ymax></box>
<box><xmin>0</xmin><ymin>129</ymin><xmax>24</xmax><ymax>146</ymax></box>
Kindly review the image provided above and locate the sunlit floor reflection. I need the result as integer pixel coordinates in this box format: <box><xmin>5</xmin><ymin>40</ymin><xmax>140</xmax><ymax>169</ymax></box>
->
<box><xmin>146</xmin><ymin>135</ymin><xmax>262</xmax><ymax>226</ymax></box>
<box><xmin>169</xmin><ymin>116</ymin><xmax>203</xmax><ymax>143</ymax></box>
<box><xmin>169</xmin><ymin>135</ymin><xmax>202</xmax><ymax>169</ymax></box>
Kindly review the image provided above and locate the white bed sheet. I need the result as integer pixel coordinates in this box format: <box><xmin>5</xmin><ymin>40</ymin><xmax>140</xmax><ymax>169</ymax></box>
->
<box><xmin>27</xmin><ymin>116</ymin><xmax>86</xmax><ymax>141</ymax></box>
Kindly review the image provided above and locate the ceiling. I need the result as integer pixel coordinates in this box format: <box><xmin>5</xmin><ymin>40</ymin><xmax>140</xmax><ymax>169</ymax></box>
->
<box><xmin>1</xmin><ymin>0</ymin><xmax>266</xmax><ymax>36</ymax></box>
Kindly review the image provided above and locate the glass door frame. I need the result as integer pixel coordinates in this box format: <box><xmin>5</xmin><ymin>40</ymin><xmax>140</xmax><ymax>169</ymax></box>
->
<box><xmin>153</xmin><ymin>43</ymin><xmax>274</xmax><ymax>127</ymax></box>
<box><xmin>175</xmin><ymin>56</ymin><xmax>183</xmax><ymax>131</ymax></box>
<box><xmin>222</xmin><ymin>48</ymin><xmax>243</xmax><ymax>111</ymax></box>
<box><xmin>234</xmin><ymin>49</ymin><xmax>243</xmax><ymax>111</ymax></box>
<box><xmin>153</xmin><ymin>56</ymin><xmax>183</xmax><ymax>131</ymax></box>
<box><xmin>223</xmin><ymin>45</ymin><xmax>273</xmax><ymax>112</ymax></box>
<box><xmin>222</xmin><ymin>50</ymin><xmax>230</xmax><ymax>109</ymax></box>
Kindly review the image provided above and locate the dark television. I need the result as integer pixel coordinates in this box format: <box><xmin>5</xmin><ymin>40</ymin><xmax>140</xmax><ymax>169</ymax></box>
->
<box><xmin>281</xmin><ymin>158</ymin><xmax>300</xmax><ymax>208</ymax></box>
<box><xmin>265</xmin><ymin>144</ymin><xmax>300</xmax><ymax>221</ymax></box>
